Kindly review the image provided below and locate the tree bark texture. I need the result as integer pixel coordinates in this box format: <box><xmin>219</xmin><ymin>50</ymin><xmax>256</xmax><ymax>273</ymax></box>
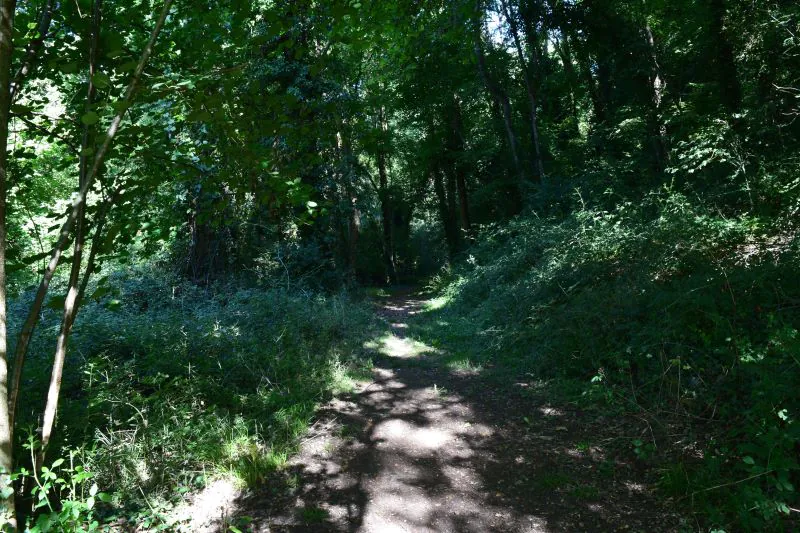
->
<box><xmin>0</xmin><ymin>0</ymin><xmax>18</xmax><ymax>526</ymax></box>
<box><xmin>39</xmin><ymin>0</ymin><xmax>102</xmax><ymax>465</ymax></box>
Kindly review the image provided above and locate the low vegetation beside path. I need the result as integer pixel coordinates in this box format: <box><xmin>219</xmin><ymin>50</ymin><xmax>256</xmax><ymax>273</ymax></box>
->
<box><xmin>421</xmin><ymin>194</ymin><xmax>799</xmax><ymax>531</ymax></box>
<box><xmin>11</xmin><ymin>271</ymin><xmax>377</xmax><ymax>529</ymax></box>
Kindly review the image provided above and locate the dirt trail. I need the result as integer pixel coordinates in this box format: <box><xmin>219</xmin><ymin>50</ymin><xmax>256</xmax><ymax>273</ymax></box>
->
<box><xmin>200</xmin><ymin>292</ymin><xmax>682</xmax><ymax>532</ymax></box>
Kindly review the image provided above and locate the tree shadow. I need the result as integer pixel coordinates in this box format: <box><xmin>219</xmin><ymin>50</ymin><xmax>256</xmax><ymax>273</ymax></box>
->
<box><xmin>222</xmin><ymin>294</ymin><xmax>681</xmax><ymax>532</ymax></box>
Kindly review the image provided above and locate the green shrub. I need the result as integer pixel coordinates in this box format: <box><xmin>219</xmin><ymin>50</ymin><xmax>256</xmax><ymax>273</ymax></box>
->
<box><xmin>425</xmin><ymin>186</ymin><xmax>799</xmax><ymax>530</ymax></box>
<box><xmin>11</xmin><ymin>440</ymin><xmax>111</xmax><ymax>533</ymax></box>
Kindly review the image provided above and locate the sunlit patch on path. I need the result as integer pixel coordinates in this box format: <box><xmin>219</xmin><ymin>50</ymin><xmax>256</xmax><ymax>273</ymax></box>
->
<box><xmin>206</xmin><ymin>291</ymin><xmax>682</xmax><ymax>532</ymax></box>
<box><xmin>362</xmin><ymin>333</ymin><xmax>434</xmax><ymax>359</ymax></box>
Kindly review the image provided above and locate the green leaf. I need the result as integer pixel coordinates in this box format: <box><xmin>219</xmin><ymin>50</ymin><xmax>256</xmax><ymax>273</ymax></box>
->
<box><xmin>92</xmin><ymin>72</ymin><xmax>112</xmax><ymax>89</ymax></box>
<box><xmin>60</xmin><ymin>62</ymin><xmax>78</xmax><ymax>74</ymax></box>
<box><xmin>118</xmin><ymin>60</ymin><xmax>139</xmax><ymax>72</ymax></box>
<box><xmin>51</xmin><ymin>458</ymin><xmax>64</xmax><ymax>468</ymax></box>
<box><xmin>81</xmin><ymin>112</ymin><xmax>100</xmax><ymax>126</ymax></box>
<box><xmin>35</xmin><ymin>513</ymin><xmax>52</xmax><ymax>532</ymax></box>
<box><xmin>90</xmin><ymin>285</ymin><xmax>111</xmax><ymax>301</ymax></box>
<box><xmin>112</xmin><ymin>100</ymin><xmax>132</xmax><ymax>113</ymax></box>
<box><xmin>10</xmin><ymin>104</ymin><xmax>33</xmax><ymax>115</ymax></box>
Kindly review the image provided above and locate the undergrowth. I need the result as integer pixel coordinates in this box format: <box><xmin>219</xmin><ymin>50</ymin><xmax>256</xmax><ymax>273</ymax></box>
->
<box><xmin>422</xmin><ymin>187</ymin><xmax>799</xmax><ymax>531</ymax></box>
<box><xmin>11</xmin><ymin>270</ymin><xmax>376</xmax><ymax>528</ymax></box>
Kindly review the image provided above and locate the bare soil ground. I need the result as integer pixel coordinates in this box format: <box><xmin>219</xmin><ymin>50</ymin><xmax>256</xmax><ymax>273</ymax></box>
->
<box><xmin>190</xmin><ymin>291</ymin><xmax>685</xmax><ymax>532</ymax></box>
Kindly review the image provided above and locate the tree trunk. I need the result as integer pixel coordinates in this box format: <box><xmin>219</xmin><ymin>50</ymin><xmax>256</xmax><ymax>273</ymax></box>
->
<box><xmin>348</xmin><ymin>198</ymin><xmax>360</xmax><ymax>281</ymax></box>
<box><xmin>377</xmin><ymin>150</ymin><xmax>397</xmax><ymax>285</ymax></box>
<box><xmin>708</xmin><ymin>0</ymin><xmax>741</xmax><ymax>112</ymax></box>
<box><xmin>185</xmin><ymin>188</ymin><xmax>224</xmax><ymax>285</ymax></box>
<box><xmin>456</xmin><ymin>172</ymin><xmax>470</xmax><ymax>235</ymax></box>
<box><xmin>39</xmin><ymin>0</ymin><xmax>102</xmax><ymax>465</ymax></box>
<box><xmin>500</xmin><ymin>0</ymin><xmax>545</xmax><ymax>181</ymax></box>
<box><xmin>445</xmin><ymin>164</ymin><xmax>458</xmax><ymax>246</ymax></box>
<box><xmin>553</xmin><ymin>34</ymin><xmax>580</xmax><ymax>130</ymax></box>
<box><xmin>432</xmin><ymin>169</ymin><xmax>460</xmax><ymax>261</ymax></box>
<box><xmin>643</xmin><ymin>22</ymin><xmax>668</xmax><ymax>171</ymax></box>
<box><xmin>0</xmin><ymin>0</ymin><xmax>18</xmax><ymax>526</ymax></box>
<box><xmin>9</xmin><ymin>0</ymin><xmax>53</xmax><ymax>102</ymax></box>
<box><xmin>473</xmin><ymin>31</ymin><xmax>524</xmax><ymax>182</ymax></box>
<box><xmin>575</xmin><ymin>41</ymin><xmax>606</xmax><ymax>124</ymax></box>
<box><xmin>336</xmin><ymin>127</ymin><xmax>360</xmax><ymax>282</ymax></box>
<box><xmin>376</xmin><ymin>106</ymin><xmax>397</xmax><ymax>284</ymax></box>
<box><xmin>596</xmin><ymin>57</ymin><xmax>614</xmax><ymax>118</ymax></box>
<box><xmin>450</xmin><ymin>95</ymin><xmax>471</xmax><ymax>235</ymax></box>
<box><xmin>8</xmin><ymin>0</ymin><xmax>174</xmax><ymax>429</ymax></box>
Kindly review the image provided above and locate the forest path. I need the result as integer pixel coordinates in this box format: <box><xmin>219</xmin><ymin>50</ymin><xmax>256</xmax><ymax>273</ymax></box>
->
<box><xmin>217</xmin><ymin>290</ymin><xmax>681</xmax><ymax>532</ymax></box>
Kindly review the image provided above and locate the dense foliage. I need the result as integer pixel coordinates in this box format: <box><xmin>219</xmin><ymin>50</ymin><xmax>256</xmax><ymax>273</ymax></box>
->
<box><xmin>0</xmin><ymin>0</ymin><xmax>797</xmax><ymax>530</ymax></box>
<box><xmin>424</xmin><ymin>194</ymin><xmax>799</xmax><ymax>529</ymax></box>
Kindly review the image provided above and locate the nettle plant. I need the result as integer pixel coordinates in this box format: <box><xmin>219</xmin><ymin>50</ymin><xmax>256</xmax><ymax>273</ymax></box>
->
<box><xmin>5</xmin><ymin>438</ymin><xmax>110</xmax><ymax>532</ymax></box>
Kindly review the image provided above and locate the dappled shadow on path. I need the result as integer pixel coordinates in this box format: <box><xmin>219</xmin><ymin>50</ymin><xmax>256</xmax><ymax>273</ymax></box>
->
<box><xmin>221</xmin><ymin>292</ymin><xmax>680</xmax><ymax>532</ymax></box>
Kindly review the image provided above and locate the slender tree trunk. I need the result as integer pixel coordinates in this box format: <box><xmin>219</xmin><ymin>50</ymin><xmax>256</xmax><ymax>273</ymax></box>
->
<box><xmin>8</xmin><ymin>0</ymin><xmax>174</xmax><ymax>428</ymax></box>
<box><xmin>554</xmin><ymin>34</ymin><xmax>580</xmax><ymax>130</ymax></box>
<box><xmin>575</xmin><ymin>41</ymin><xmax>605</xmax><ymax>124</ymax></box>
<box><xmin>643</xmin><ymin>21</ymin><xmax>668</xmax><ymax>170</ymax></box>
<box><xmin>545</xmin><ymin>0</ymin><xmax>580</xmax><ymax>129</ymax></box>
<box><xmin>76</xmin><ymin>195</ymin><xmax>116</xmax><ymax>305</ymax></box>
<box><xmin>377</xmin><ymin>152</ymin><xmax>397</xmax><ymax>285</ymax></box>
<box><xmin>9</xmin><ymin>0</ymin><xmax>53</xmax><ymax>102</ymax></box>
<box><xmin>336</xmin><ymin>127</ymin><xmax>360</xmax><ymax>281</ymax></box>
<box><xmin>456</xmin><ymin>173</ymin><xmax>470</xmax><ymax>234</ymax></box>
<box><xmin>708</xmin><ymin>0</ymin><xmax>741</xmax><ymax>112</ymax></box>
<box><xmin>596</xmin><ymin>57</ymin><xmax>613</xmax><ymax>118</ymax></box>
<box><xmin>376</xmin><ymin>106</ymin><xmax>397</xmax><ymax>284</ymax></box>
<box><xmin>473</xmin><ymin>32</ymin><xmax>523</xmax><ymax>181</ymax></box>
<box><xmin>348</xmin><ymin>198</ymin><xmax>360</xmax><ymax>280</ymax></box>
<box><xmin>186</xmin><ymin>188</ymin><xmax>219</xmax><ymax>284</ymax></box>
<box><xmin>445</xmin><ymin>165</ymin><xmax>459</xmax><ymax>249</ymax></box>
<box><xmin>39</xmin><ymin>0</ymin><xmax>102</xmax><ymax>465</ymax></box>
<box><xmin>0</xmin><ymin>0</ymin><xmax>18</xmax><ymax>526</ymax></box>
<box><xmin>500</xmin><ymin>0</ymin><xmax>545</xmax><ymax>180</ymax></box>
<box><xmin>450</xmin><ymin>95</ymin><xmax>471</xmax><ymax>235</ymax></box>
<box><xmin>377</xmin><ymin>157</ymin><xmax>396</xmax><ymax>284</ymax></box>
<box><xmin>35</xmin><ymin>189</ymin><xmax>115</xmax><ymax>468</ymax></box>
<box><xmin>474</xmin><ymin>36</ymin><xmax>525</xmax><ymax>213</ymax></box>
<box><xmin>432</xmin><ymin>169</ymin><xmax>459</xmax><ymax>261</ymax></box>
